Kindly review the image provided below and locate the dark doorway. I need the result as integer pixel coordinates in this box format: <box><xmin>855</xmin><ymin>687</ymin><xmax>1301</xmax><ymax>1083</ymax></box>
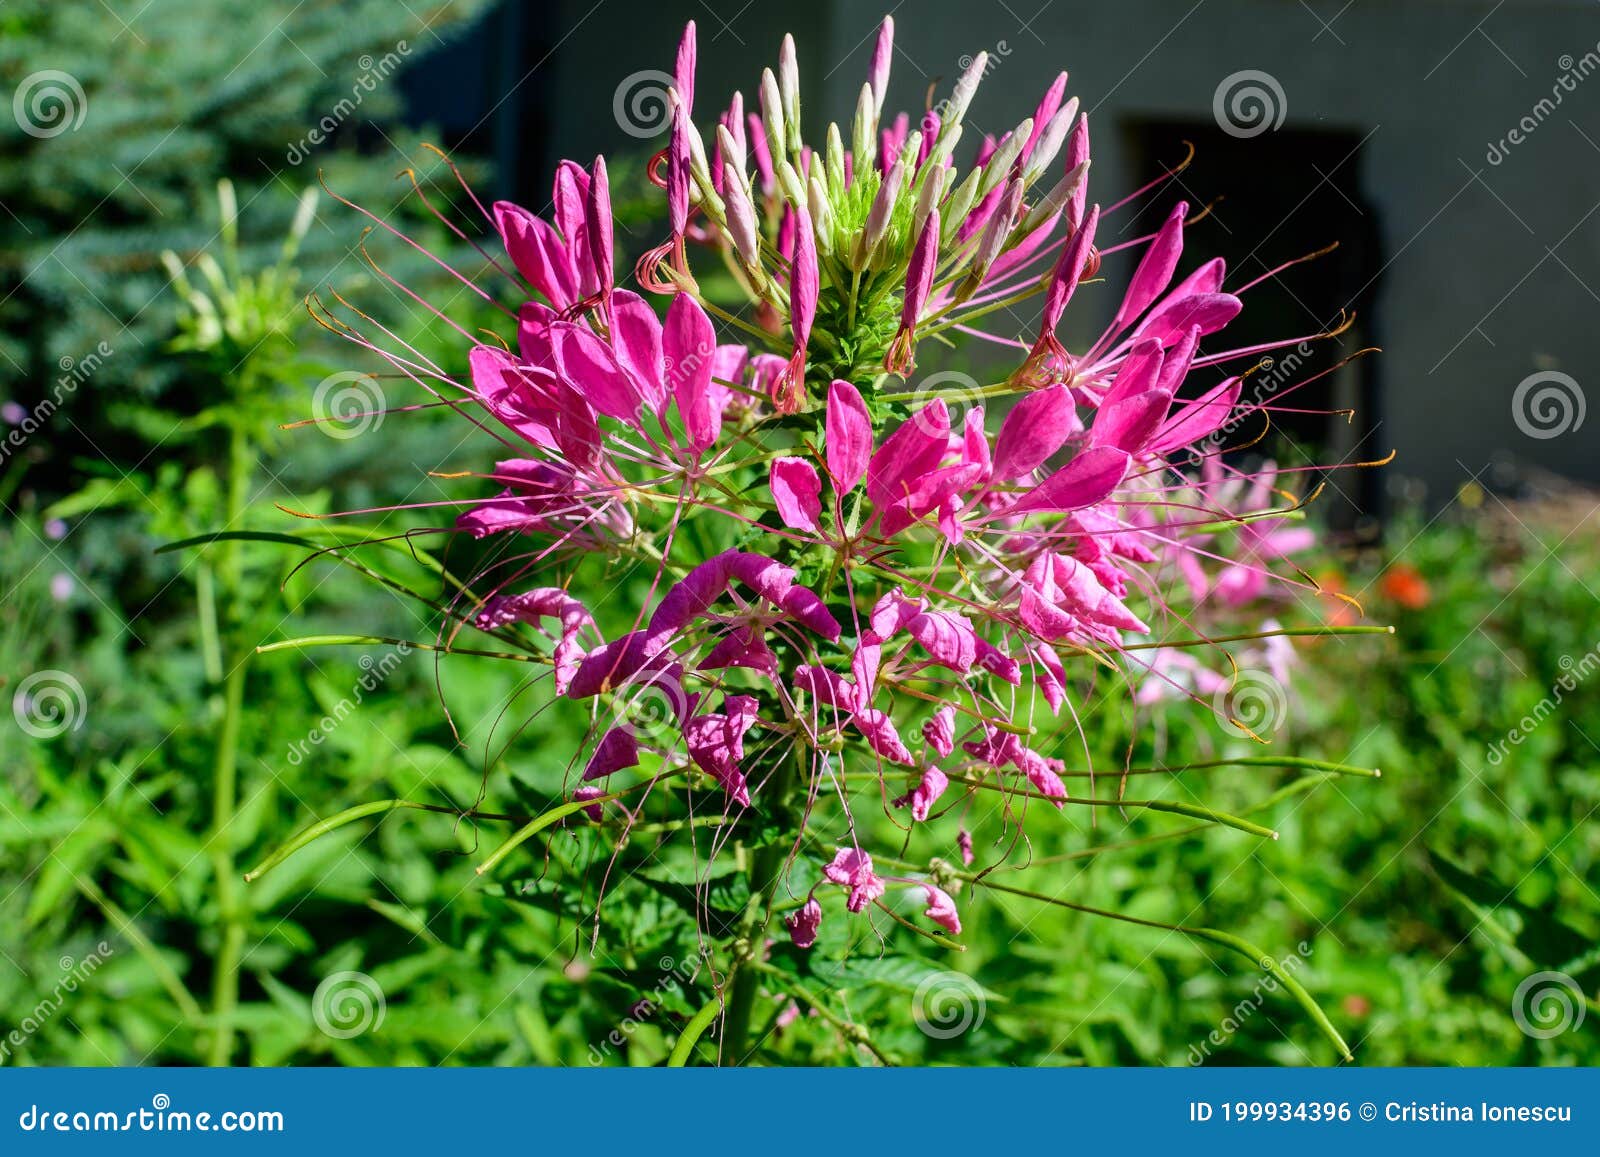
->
<box><xmin>1124</xmin><ymin>119</ymin><xmax>1385</xmax><ymax>533</ymax></box>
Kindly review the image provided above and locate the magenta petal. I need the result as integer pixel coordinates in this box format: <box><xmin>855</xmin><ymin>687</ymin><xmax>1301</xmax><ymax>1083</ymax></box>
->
<box><xmin>991</xmin><ymin>385</ymin><xmax>1080</xmax><ymax>480</ymax></box>
<box><xmin>583</xmin><ymin>727</ymin><xmax>641</xmax><ymax>781</ymax></box>
<box><xmin>674</xmin><ymin>20</ymin><xmax>697</xmax><ymax>115</ymax></box>
<box><xmin>1149</xmin><ymin>376</ymin><xmax>1243</xmax><ymax>455</ymax></box>
<box><xmin>493</xmin><ymin>202</ymin><xmax>577</xmax><ymax>311</ymax></box>
<box><xmin>1091</xmin><ymin>389</ymin><xmax>1172</xmax><ymax>454</ymax></box>
<box><xmin>684</xmin><ymin>694</ymin><xmax>759</xmax><ymax>806</ymax></box>
<box><xmin>921</xmin><ymin>884</ymin><xmax>962</xmax><ymax>934</ymax></box>
<box><xmin>904</xmin><ymin>767</ymin><xmax>950</xmax><ymax>821</ymax></box>
<box><xmin>551</xmin><ymin>323</ymin><xmax>642</xmax><ymax>425</ymax></box>
<box><xmin>923</xmin><ymin>705</ymin><xmax>957</xmax><ymax>758</ymax></box>
<box><xmin>1101</xmin><ymin>338</ymin><xmax>1164</xmax><ymax>409</ymax></box>
<box><xmin>663</xmin><ymin>293</ymin><xmax>719</xmax><ymax>450</ymax></box>
<box><xmin>790</xmin><ymin>205</ymin><xmax>818</xmax><ymax>349</ymax></box>
<box><xmin>825</xmin><ymin>379</ymin><xmax>874</xmax><ymax>492</ymax></box>
<box><xmin>786</xmin><ymin>898</ymin><xmax>822</xmax><ymax>949</ymax></box>
<box><xmin>770</xmin><ymin>457</ymin><xmax>823</xmax><ymax>531</ymax></box>
<box><xmin>583</xmin><ymin>155</ymin><xmax>614</xmax><ymax>294</ymax></box>
<box><xmin>668</xmin><ymin>105</ymin><xmax>691</xmax><ymax>235</ymax></box>
<box><xmin>470</xmin><ymin>345</ymin><xmax>559</xmax><ymax>451</ymax></box>
<box><xmin>866</xmin><ymin>399</ymin><xmax>949</xmax><ymax>515</ymax></box>
<box><xmin>823</xmin><ymin>848</ymin><xmax>886</xmax><ymax>913</ymax></box>
<box><xmin>854</xmin><ymin>708</ymin><xmax>916</xmax><ymax>766</ymax></box>
<box><xmin>610</xmin><ymin>289</ymin><xmax>666</xmax><ymax>409</ymax></box>
<box><xmin>1137</xmin><ymin>292</ymin><xmax>1242</xmax><ymax>345</ymax></box>
<box><xmin>1009</xmin><ymin>446</ymin><xmax>1129</xmax><ymax>516</ymax></box>
<box><xmin>1042</xmin><ymin>203</ymin><xmax>1099</xmax><ymax>330</ymax></box>
<box><xmin>572</xmin><ymin>786</ymin><xmax>607</xmax><ymax>822</ymax></box>
<box><xmin>1113</xmin><ymin>201</ymin><xmax>1186</xmax><ymax>332</ymax></box>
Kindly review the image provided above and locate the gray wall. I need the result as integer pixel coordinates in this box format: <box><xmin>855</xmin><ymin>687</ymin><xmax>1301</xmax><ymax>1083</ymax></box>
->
<box><xmin>537</xmin><ymin>0</ymin><xmax>1600</xmax><ymax>504</ymax></box>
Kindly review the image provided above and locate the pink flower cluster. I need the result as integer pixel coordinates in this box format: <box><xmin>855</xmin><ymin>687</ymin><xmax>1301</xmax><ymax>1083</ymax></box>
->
<box><xmin>326</xmin><ymin>16</ymin><xmax>1346</xmax><ymax>947</ymax></box>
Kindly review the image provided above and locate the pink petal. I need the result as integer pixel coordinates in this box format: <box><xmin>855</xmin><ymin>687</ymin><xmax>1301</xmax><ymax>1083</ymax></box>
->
<box><xmin>583</xmin><ymin>727</ymin><xmax>640</xmax><ymax>781</ymax></box>
<box><xmin>551</xmin><ymin>323</ymin><xmax>642</xmax><ymax>425</ymax></box>
<box><xmin>663</xmin><ymin>293</ymin><xmax>719</xmax><ymax>450</ymax></box>
<box><xmin>1100</xmin><ymin>338</ymin><xmax>1164</xmax><ymax>409</ymax></box>
<box><xmin>991</xmin><ymin>385</ymin><xmax>1081</xmax><ymax>480</ymax></box>
<box><xmin>770</xmin><ymin>457</ymin><xmax>823</xmax><ymax>531</ymax></box>
<box><xmin>610</xmin><ymin>289</ymin><xmax>665</xmax><ymax>408</ymax></box>
<box><xmin>493</xmin><ymin>202</ymin><xmax>577</xmax><ymax>311</ymax></box>
<box><xmin>786</xmin><ymin>898</ymin><xmax>822</xmax><ymax>949</ymax></box>
<box><xmin>1137</xmin><ymin>292</ymin><xmax>1242</xmax><ymax>346</ymax></box>
<box><xmin>1148</xmin><ymin>376</ymin><xmax>1243</xmax><ymax>455</ymax></box>
<box><xmin>1091</xmin><ymin>389</ymin><xmax>1172</xmax><ymax>454</ymax></box>
<box><xmin>1008</xmin><ymin>446</ymin><xmax>1129</xmax><ymax>516</ymax></box>
<box><xmin>923</xmin><ymin>706</ymin><xmax>957</xmax><ymax>758</ymax></box>
<box><xmin>583</xmin><ymin>155</ymin><xmax>614</xmax><ymax>293</ymax></box>
<box><xmin>1112</xmin><ymin>201</ymin><xmax>1186</xmax><ymax>332</ymax></box>
<box><xmin>921</xmin><ymin>884</ymin><xmax>962</xmax><ymax>934</ymax></box>
<box><xmin>866</xmin><ymin>400</ymin><xmax>949</xmax><ymax>515</ymax></box>
<box><xmin>826</xmin><ymin>379</ymin><xmax>874</xmax><ymax>492</ymax></box>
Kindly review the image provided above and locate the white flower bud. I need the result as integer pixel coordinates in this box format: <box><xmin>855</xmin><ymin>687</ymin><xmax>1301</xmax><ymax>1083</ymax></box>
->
<box><xmin>1022</xmin><ymin>98</ymin><xmax>1079</xmax><ymax>187</ymax></box>
<box><xmin>851</xmin><ymin>83</ymin><xmax>878</xmax><ymax>175</ymax></box>
<box><xmin>779</xmin><ymin>34</ymin><xmax>802</xmax><ymax>157</ymax></box>
<box><xmin>977</xmin><ymin>118</ymin><xmax>1032</xmax><ymax>199</ymax></box>
<box><xmin>760</xmin><ymin>68</ymin><xmax>785</xmax><ymax>166</ymax></box>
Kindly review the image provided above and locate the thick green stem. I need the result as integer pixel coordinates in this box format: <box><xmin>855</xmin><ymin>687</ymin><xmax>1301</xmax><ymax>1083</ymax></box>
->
<box><xmin>206</xmin><ymin>419</ymin><xmax>251</xmax><ymax>1066</ymax></box>
<box><xmin>721</xmin><ymin>746</ymin><xmax>803</xmax><ymax>1063</ymax></box>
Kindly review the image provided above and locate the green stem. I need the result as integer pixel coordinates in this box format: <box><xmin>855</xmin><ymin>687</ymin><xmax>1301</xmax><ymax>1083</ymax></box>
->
<box><xmin>206</xmin><ymin>419</ymin><xmax>251</xmax><ymax>1067</ymax></box>
<box><xmin>667</xmin><ymin>996</ymin><xmax>722</xmax><ymax>1067</ymax></box>
<box><xmin>722</xmin><ymin>745</ymin><xmax>802</xmax><ymax>1063</ymax></box>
